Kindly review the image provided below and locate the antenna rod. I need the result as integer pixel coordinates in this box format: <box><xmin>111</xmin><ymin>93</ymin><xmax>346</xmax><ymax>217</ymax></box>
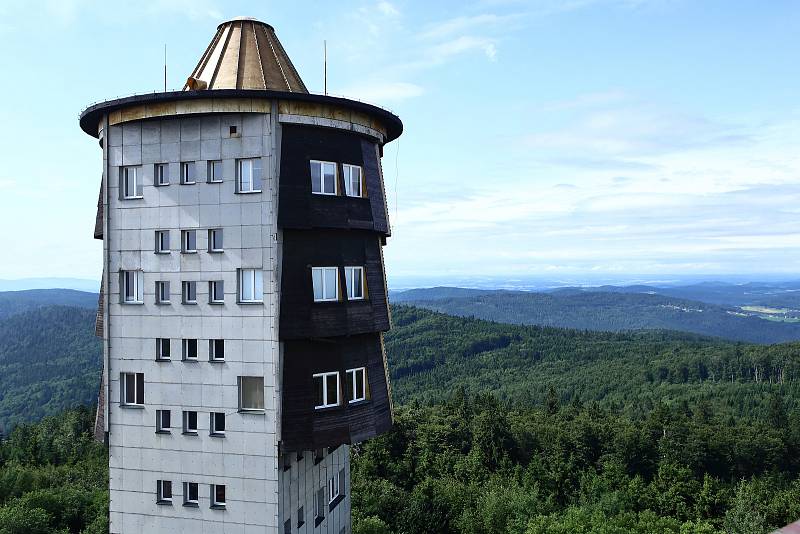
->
<box><xmin>324</xmin><ymin>40</ymin><xmax>327</xmax><ymax>95</ymax></box>
<box><xmin>164</xmin><ymin>44</ymin><xmax>167</xmax><ymax>92</ymax></box>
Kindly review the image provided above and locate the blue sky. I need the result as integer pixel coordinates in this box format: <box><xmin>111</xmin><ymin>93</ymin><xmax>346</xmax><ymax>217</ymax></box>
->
<box><xmin>0</xmin><ymin>0</ymin><xmax>798</xmax><ymax>284</ymax></box>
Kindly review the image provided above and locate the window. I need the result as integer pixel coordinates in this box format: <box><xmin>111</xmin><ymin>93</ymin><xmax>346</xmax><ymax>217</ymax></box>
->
<box><xmin>237</xmin><ymin>158</ymin><xmax>262</xmax><ymax>193</ymax></box>
<box><xmin>182</xmin><ymin>410</ymin><xmax>198</xmax><ymax>434</ymax></box>
<box><xmin>121</xmin><ymin>166</ymin><xmax>143</xmax><ymax>199</ymax></box>
<box><xmin>156</xmin><ymin>410</ymin><xmax>171</xmax><ymax>433</ymax></box>
<box><xmin>238</xmin><ymin>269</ymin><xmax>263</xmax><ymax>303</ymax></box>
<box><xmin>343</xmin><ymin>164</ymin><xmax>363</xmax><ymax>197</ymax></box>
<box><xmin>156</xmin><ymin>338</ymin><xmax>171</xmax><ymax>361</ymax></box>
<box><xmin>182</xmin><ymin>339</ymin><xmax>198</xmax><ymax>361</ymax></box>
<box><xmin>155</xmin><ymin>230</ymin><xmax>170</xmax><ymax>253</ymax></box>
<box><xmin>183</xmin><ymin>482</ymin><xmax>199</xmax><ymax>506</ymax></box>
<box><xmin>315</xmin><ymin>487</ymin><xmax>325</xmax><ymax>525</ymax></box>
<box><xmin>208</xmin><ymin>228</ymin><xmax>223</xmax><ymax>252</ymax></box>
<box><xmin>121</xmin><ymin>270</ymin><xmax>143</xmax><ymax>304</ymax></box>
<box><xmin>182</xmin><ymin>230</ymin><xmax>197</xmax><ymax>253</ymax></box>
<box><xmin>284</xmin><ymin>519</ymin><xmax>292</xmax><ymax>534</ymax></box>
<box><xmin>182</xmin><ymin>281</ymin><xmax>197</xmax><ymax>304</ymax></box>
<box><xmin>156</xmin><ymin>281</ymin><xmax>170</xmax><ymax>304</ymax></box>
<box><xmin>313</xmin><ymin>372</ymin><xmax>340</xmax><ymax>409</ymax></box>
<box><xmin>211</xmin><ymin>484</ymin><xmax>226</xmax><ymax>508</ymax></box>
<box><xmin>298</xmin><ymin>506</ymin><xmax>305</xmax><ymax>528</ymax></box>
<box><xmin>210</xmin><ymin>412</ymin><xmax>225</xmax><ymax>436</ymax></box>
<box><xmin>157</xmin><ymin>480</ymin><xmax>172</xmax><ymax>504</ymax></box>
<box><xmin>344</xmin><ymin>266</ymin><xmax>365</xmax><ymax>300</ymax></box>
<box><xmin>209</xmin><ymin>339</ymin><xmax>224</xmax><ymax>362</ymax></box>
<box><xmin>229</xmin><ymin>125</ymin><xmax>237</xmax><ymax>135</ymax></box>
<box><xmin>155</xmin><ymin>163</ymin><xmax>169</xmax><ymax>186</ymax></box>
<box><xmin>238</xmin><ymin>376</ymin><xmax>264</xmax><ymax>411</ymax></box>
<box><xmin>328</xmin><ymin>470</ymin><xmax>341</xmax><ymax>504</ymax></box>
<box><xmin>120</xmin><ymin>372</ymin><xmax>144</xmax><ymax>406</ymax></box>
<box><xmin>209</xmin><ymin>281</ymin><xmax>224</xmax><ymax>304</ymax></box>
<box><xmin>314</xmin><ymin>448</ymin><xmax>325</xmax><ymax>465</ymax></box>
<box><xmin>347</xmin><ymin>367</ymin><xmax>367</xmax><ymax>403</ymax></box>
<box><xmin>207</xmin><ymin>160</ymin><xmax>223</xmax><ymax>183</ymax></box>
<box><xmin>310</xmin><ymin>160</ymin><xmax>337</xmax><ymax>195</ymax></box>
<box><xmin>181</xmin><ymin>161</ymin><xmax>196</xmax><ymax>184</ymax></box>
<box><xmin>282</xmin><ymin>453</ymin><xmax>292</xmax><ymax>472</ymax></box>
<box><xmin>312</xmin><ymin>267</ymin><xmax>339</xmax><ymax>302</ymax></box>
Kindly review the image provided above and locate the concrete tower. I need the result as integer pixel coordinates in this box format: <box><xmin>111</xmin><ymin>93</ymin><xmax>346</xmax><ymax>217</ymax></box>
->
<box><xmin>80</xmin><ymin>17</ymin><xmax>402</xmax><ymax>533</ymax></box>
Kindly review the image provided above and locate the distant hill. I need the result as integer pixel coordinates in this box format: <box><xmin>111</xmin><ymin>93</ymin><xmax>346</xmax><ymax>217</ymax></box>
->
<box><xmin>0</xmin><ymin>305</ymin><xmax>102</xmax><ymax>433</ymax></box>
<box><xmin>391</xmin><ymin>287</ymin><xmax>800</xmax><ymax>344</ymax></box>
<box><xmin>0</xmin><ymin>277</ymin><xmax>100</xmax><ymax>292</ymax></box>
<box><xmin>0</xmin><ymin>289</ymin><xmax>98</xmax><ymax>319</ymax></box>
<box><xmin>385</xmin><ymin>305</ymin><xmax>800</xmax><ymax>417</ymax></box>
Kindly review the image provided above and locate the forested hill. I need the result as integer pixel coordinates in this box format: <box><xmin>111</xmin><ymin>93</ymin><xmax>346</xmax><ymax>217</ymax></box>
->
<box><xmin>0</xmin><ymin>305</ymin><xmax>102</xmax><ymax>433</ymax></box>
<box><xmin>391</xmin><ymin>288</ymin><xmax>800</xmax><ymax>344</ymax></box>
<box><xmin>0</xmin><ymin>289</ymin><xmax>98</xmax><ymax>319</ymax></box>
<box><xmin>384</xmin><ymin>305</ymin><xmax>800</xmax><ymax>418</ymax></box>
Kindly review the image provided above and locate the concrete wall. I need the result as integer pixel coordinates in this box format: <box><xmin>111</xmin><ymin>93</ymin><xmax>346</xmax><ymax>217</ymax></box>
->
<box><xmin>105</xmin><ymin>112</ymin><xmax>281</xmax><ymax>533</ymax></box>
<box><xmin>279</xmin><ymin>446</ymin><xmax>351</xmax><ymax>534</ymax></box>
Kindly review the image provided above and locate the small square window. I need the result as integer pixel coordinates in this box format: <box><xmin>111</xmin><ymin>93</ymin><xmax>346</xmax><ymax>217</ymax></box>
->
<box><xmin>120</xmin><ymin>372</ymin><xmax>144</xmax><ymax>406</ymax></box>
<box><xmin>157</xmin><ymin>480</ymin><xmax>172</xmax><ymax>504</ymax></box>
<box><xmin>156</xmin><ymin>338</ymin><xmax>171</xmax><ymax>361</ymax></box>
<box><xmin>315</xmin><ymin>487</ymin><xmax>325</xmax><ymax>525</ymax></box>
<box><xmin>229</xmin><ymin>125</ymin><xmax>237</xmax><ymax>135</ymax></box>
<box><xmin>346</xmin><ymin>367</ymin><xmax>368</xmax><ymax>403</ymax></box>
<box><xmin>155</xmin><ymin>230</ymin><xmax>170</xmax><ymax>253</ymax></box>
<box><xmin>121</xmin><ymin>270</ymin><xmax>143</xmax><ymax>304</ymax></box>
<box><xmin>182</xmin><ymin>339</ymin><xmax>198</xmax><ymax>361</ymax></box>
<box><xmin>207</xmin><ymin>160</ymin><xmax>223</xmax><ymax>183</ymax></box>
<box><xmin>156</xmin><ymin>281</ymin><xmax>170</xmax><ymax>304</ymax></box>
<box><xmin>183</xmin><ymin>482</ymin><xmax>199</xmax><ymax>506</ymax></box>
<box><xmin>182</xmin><ymin>230</ymin><xmax>197</xmax><ymax>253</ymax></box>
<box><xmin>121</xmin><ymin>166</ymin><xmax>143</xmax><ymax>199</ymax></box>
<box><xmin>210</xmin><ymin>412</ymin><xmax>225</xmax><ymax>436</ymax></box>
<box><xmin>238</xmin><ymin>269</ymin><xmax>263</xmax><ymax>303</ymax></box>
<box><xmin>314</xmin><ymin>372</ymin><xmax>340</xmax><ymax>409</ymax></box>
<box><xmin>209</xmin><ymin>339</ymin><xmax>225</xmax><ymax>362</ymax></box>
<box><xmin>182</xmin><ymin>281</ymin><xmax>197</xmax><ymax>304</ymax></box>
<box><xmin>343</xmin><ymin>164</ymin><xmax>363</xmax><ymax>198</ymax></box>
<box><xmin>181</xmin><ymin>162</ymin><xmax>196</xmax><ymax>184</ymax></box>
<box><xmin>155</xmin><ymin>163</ymin><xmax>170</xmax><ymax>186</ymax></box>
<box><xmin>156</xmin><ymin>410</ymin><xmax>171</xmax><ymax>433</ymax></box>
<box><xmin>310</xmin><ymin>160</ymin><xmax>337</xmax><ymax>195</ymax></box>
<box><xmin>237</xmin><ymin>158</ymin><xmax>262</xmax><ymax>193</ymax></box>
<box><xmin>312</xmin><ymin>267</ymin><xmax>339</xmax><ymax>302</ymax></box>
<box><xmin>182</xmin><ymin>410</ymin><xmax>198</xmax><ymax>434</ymax></box>
<box><xmin>344</xmin><ymin>266</ymin><xmax>365</xmax><ymax>300</ymax></box>
<box><xmin>328</xmin><ymin>470</ymin><xmax>342</xmax><ymax>504</ymax></box>
<box><xmin>208</xmin><ymin>228</ymin><xmax>223</xmax><ymax>252</ymax></box>
<box><xmin>238</xmin><ymin>376</ymin><xmax>264</xmax><ymax>411</ymax></box>
<box><xmin>211</xmin><ymin>484</ymin><xmax>226</xmax><ymax>508</ymax></box>
<box><xmin>209</xmin><ymin>281</ymin><xmax>224</xmax><ymax>304</ymax></box>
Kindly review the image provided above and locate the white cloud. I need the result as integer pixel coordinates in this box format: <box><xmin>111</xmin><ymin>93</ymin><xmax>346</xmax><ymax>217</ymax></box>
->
<box><xmin>377</xmin><ymin>0</ymin><xmax>400</xmax><ymax>17</ymax></box>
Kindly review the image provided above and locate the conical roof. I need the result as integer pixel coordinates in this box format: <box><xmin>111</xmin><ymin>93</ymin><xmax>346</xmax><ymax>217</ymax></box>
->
<box><xmin>184</xmin><ymin>17</ymin><xmax>308</xmax><ymax>93</ymax></box>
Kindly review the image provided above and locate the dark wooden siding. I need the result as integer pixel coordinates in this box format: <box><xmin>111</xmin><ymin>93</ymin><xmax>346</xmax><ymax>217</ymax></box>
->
<box><xmin>281</xmin><ymin>333</ymin><xmax>392</xmax><ymax>452</ymax></box>
<box><xmin>278</xmin><ymin>125</ymin><xmax>389</xmax><ymax>235</ymax></box>
<box><xmin>279</xmin><ymin>230</ymin><xmax>390</xmax><ymax>340</ymax></box>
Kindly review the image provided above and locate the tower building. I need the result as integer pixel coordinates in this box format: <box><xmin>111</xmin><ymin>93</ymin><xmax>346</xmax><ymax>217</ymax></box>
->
<box><xmin>79</xmin><ymin>18</ymin><xmax>402</xmax><ymax>533</ymax></box>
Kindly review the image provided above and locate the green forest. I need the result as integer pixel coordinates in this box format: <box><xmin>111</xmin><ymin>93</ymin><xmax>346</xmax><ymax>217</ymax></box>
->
<box><xmin>351</xmin><ymin>391</ymin><xmax>800</xmax><ymax>533</ymax></box>
<box><xmin>2</xmin><ymin>297</ymin><xmax>800</xmax><ymax>532</ymax></box>
<box><xmin>0</xmin><ymin>407</ymin><xmax>107</xmax><ymax>534</ymax></box>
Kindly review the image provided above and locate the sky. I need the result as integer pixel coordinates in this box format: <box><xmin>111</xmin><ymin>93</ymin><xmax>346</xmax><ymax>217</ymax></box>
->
<box><xmin>0</xmin><ymin>0</ymin><xmax>798</xmax><ymax>285</ymax></box>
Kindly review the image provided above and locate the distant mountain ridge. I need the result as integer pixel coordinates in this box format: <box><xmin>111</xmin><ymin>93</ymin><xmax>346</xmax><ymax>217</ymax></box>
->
<box><xmin>391</xmin><ymin>286</ymin><xmax>800</xmax><ymax>344</ymax></box>
<box><xmin>0</xmin><ymin>289</ymin><xmax>99</xmax><ymax>319</ymax></box>
<box><xmin>0</xmin><ymin>278</ymin><xmax>100</xmax><ymax>292</ymax></box>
